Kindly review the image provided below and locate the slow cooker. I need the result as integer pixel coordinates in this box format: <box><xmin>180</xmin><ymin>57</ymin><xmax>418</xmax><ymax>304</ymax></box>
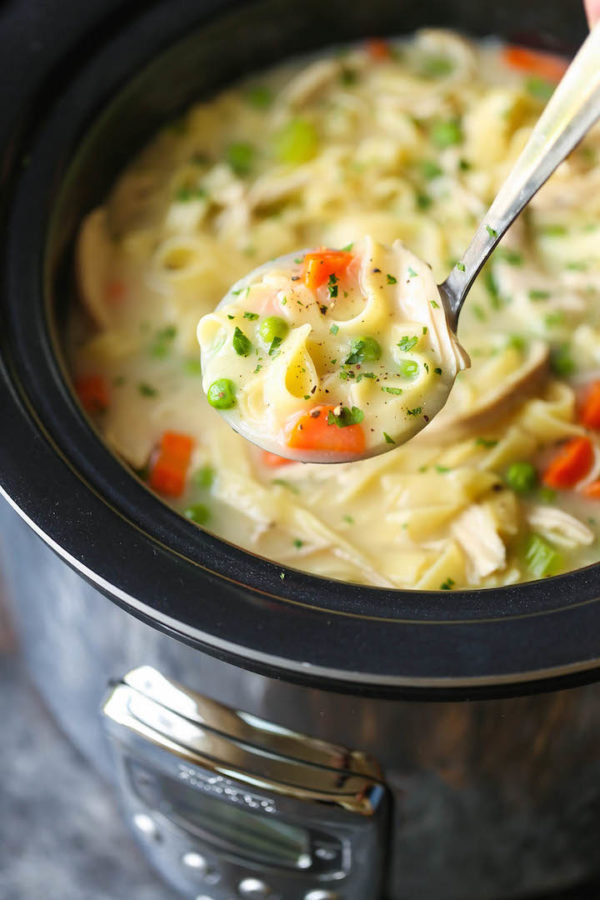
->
<box><xmin>1</xmin><ymin>1</ymin><xmax>599</xmax><ymax>898</ymax></box>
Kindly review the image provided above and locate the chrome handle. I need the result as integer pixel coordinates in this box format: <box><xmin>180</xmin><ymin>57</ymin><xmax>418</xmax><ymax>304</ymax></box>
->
<box><xmin>441</xmin><ymin>24</ymin><xmax>600</xmax><ymax>327</ymax></box>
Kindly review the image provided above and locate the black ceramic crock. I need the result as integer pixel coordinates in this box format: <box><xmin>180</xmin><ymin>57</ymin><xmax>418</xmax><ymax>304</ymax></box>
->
<box><xmin>1</xmin><ymin>1</ymin><xmax>600</xmax><ymax>898</ymax></box>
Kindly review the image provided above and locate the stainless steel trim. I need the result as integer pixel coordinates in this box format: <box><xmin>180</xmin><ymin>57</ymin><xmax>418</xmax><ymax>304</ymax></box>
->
<box><xmin>123</xmin><ymin>666</ymin><xmax>380</xmax><ymax>778</ymax></box>
<box><xmin>104</xmin><ymin>670</ymin><xmax>383</xmax><ymax>816</ymax></box>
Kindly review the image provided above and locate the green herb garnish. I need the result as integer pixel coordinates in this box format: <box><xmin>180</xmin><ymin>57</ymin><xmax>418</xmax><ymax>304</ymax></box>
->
<box><xmin>384</xmin><ymin>432</ymin><xmax>396</xmax><ymax>444</ymax></box>
<box><xmin>345</xmin><ymin>336</ymin><xmax>381</xmax><ymax>365</ymax></box>
<box><xmin>243</xmin><ymin>311</ymin><xmax>259</xmax><ymax>320</ymax></box>
<box><xmin>226</xmin><ymin>142</ymin><xmax>255</xmax><ymax>176</ymax></box>
<box><xmin>431</xmin><ymin>119</ymin><xmax>463</xmax><ymax>148</ymax></box>
<box><xmin>138</xmin><ymin>382</ymin><xmax>158</xmax><ymax>397</ymax></box>
<box><xmin>387</xmin><ymin>273</ymin><xmax>397</xmax><ymax>284</ymax></box>
<box><xmin>327</xmin><ymin>406</ymin><xmax>364</xmax><ymax>427</ymax></box>
<box><xmin>397</xmin><ymin>336</ymin><xmax>418</xmax><ymax>352</ymax></box>
<box><xmin>233</xmin><ymin>326</ymin><xmax>252</xmax><ymax>356</ymax></box>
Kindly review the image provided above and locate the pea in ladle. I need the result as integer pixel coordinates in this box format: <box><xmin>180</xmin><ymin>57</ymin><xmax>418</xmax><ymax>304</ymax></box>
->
<box><xmin>206</xmin><ymin>24</ymin><xmax>600</xmax><ymax>463</ymax></box>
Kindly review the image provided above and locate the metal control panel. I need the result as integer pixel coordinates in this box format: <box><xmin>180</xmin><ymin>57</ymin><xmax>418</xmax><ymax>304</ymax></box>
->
<box><xmin>102</xmin><ymin>667</ymin><xmax>389</xmax><ymax>900</ymax></box>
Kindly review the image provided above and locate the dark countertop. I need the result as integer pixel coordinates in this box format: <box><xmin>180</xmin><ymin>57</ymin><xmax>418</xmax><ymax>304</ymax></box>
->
<box><xmin>0</xmin><ymin>647</ymin><xmax>178</xmax><ymax>900</ymax></box>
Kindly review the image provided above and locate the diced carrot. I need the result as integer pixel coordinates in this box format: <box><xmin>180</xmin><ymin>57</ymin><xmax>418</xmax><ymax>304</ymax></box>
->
<box><xmin>287</xmin><ymin>405</ymin><xmax>365</xmax><ymax>456</ymax></box>
<box><xmin>579</xmin><ymin>381</ymin><xmax>600</xmax><ymax>430</ymax></box>
<box><xmin>542</xmin><ymin>437</ymin><xmax>594</xmax><ymax>489</ymax></box>
<box><xmin>106</xmin><ymin>280</ymin><xmax>126</xmax><ymax>304</ymax></box>
<box><xmin>261</xmin><ymin>450</ymin><xmax>294</xmax><ymax>467</ymax></box>
<box><xmin>502</xmin><ymin>45</ymin><xmax>568</xmax><ymax>83</ymax></box>
<box><xmin>582</xmin><ymin>481</ymin><xmax>600</xmax><ymax>501</ymax></box>
<box><xmin>303</xmin><ymin>249</ymin><xmax>354</xmax><ymax>291</ymax></box>
<box><xmin>149</xmin><ymin>431</ymin><xmax>194</xmax><ymax>498</ymax></box>
<box><xmin>366</xmin><ymin>38</ymin><xmax>391</xmax><ymax>61</ymax></box>
<box><xmin>75</xmin><ymin>374</ymin><xmax>109</xmax><ymax>413</ymax></box>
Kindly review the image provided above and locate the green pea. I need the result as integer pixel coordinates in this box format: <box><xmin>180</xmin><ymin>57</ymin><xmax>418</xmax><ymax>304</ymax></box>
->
<box><xmin>398</xmin><ymin>359</ymin><xmax>419</xmax><ymax>379</ymax></box>
<box><xmin>259</xmin><ymin>316</ymin><xmax>289</xmax><ymax>344</ymax></box>
<box><xmin>345</xmin><ymin>336</ymin><xmax>381</xmax><ymax>365</ymax></box>
<box><xmin>273</xmin><ymin>118</ymin><xmax>319</xmax><ymax>165</ymax></box>
<box><xmin>505</xmin><ymin>461</ymin><xmax>538</xmax><ymax>493</ymax></box>
<box><xmin>207</xmin><ymin>378</ymin><xmax>236</xmax><ymax>409</ymax></box>
<box><xmin>183</xmin><ymin>503</ymin><xmax>210</xmax><ymax>525</ymax></box>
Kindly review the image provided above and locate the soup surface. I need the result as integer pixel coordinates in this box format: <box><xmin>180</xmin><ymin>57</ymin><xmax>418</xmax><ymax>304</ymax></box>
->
<box><xmin>69</xmin><ymin>31</ymin><xmax>600</xmax><ymax>590</ymax></box>
<box><xmin>197</xmin><ymin>236</ymin><xmax>468</xmax><ymax>461</ymax></box>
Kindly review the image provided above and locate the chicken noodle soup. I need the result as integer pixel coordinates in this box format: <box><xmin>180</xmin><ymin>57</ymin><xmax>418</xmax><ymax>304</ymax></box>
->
<box><xmin>69</xmin><ymin>31</ymin><xmax>600</xmax><ymax>590</ymax></box>
<box><xmin>197</xmin><ymin>236</ymin><xmax>468</xmax><ymax>461</ymax></box>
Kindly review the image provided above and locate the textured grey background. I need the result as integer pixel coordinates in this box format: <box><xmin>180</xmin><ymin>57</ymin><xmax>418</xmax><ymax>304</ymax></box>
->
<box><xmin>0</xmin><ymin>631</ymin><xmax>177</xmax><ymax>900</ymax></box>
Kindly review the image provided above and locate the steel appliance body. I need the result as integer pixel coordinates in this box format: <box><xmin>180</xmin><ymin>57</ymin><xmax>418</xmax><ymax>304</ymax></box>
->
<box><xmin>1</xmin><ymin>1</ymin><xmax>599</xmax><ymax>899</ymax></box>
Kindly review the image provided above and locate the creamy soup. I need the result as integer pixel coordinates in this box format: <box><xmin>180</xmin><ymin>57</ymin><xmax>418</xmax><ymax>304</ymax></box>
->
<box><xmin>69</xmin><ymin>31</ymin><xmax>600</xmax><ymax>590</ymax></box>
<box><xmin>197</xmin><ymin>236</ymin><xmax>468</xmax><ymax>461</ymax></box>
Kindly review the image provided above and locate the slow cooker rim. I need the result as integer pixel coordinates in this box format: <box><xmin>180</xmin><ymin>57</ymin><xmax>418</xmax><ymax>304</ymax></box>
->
<box><xmin>2</xmin><ymin>0</ymin><xmax>599</xmax><ymax>696</ymax></box>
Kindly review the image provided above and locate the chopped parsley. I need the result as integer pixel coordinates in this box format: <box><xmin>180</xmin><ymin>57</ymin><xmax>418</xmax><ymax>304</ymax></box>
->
<box><xmin>407</xmin><ymin>407</ymin><xmax>422</xmax><ymax>416</ymax></box>
<box><xmin>246</xmin><ymin>84</ymin><xmax>273</xmax><ymax>109</ymax></box>
<box><xmin>343</xmin><ymin>514</ymin><xmax>355</xmax><ymax>524</ymax></box>
<box><xmin>475</xmin><ymin>437</ymin><xmax>498</xmax><ymax>448</ymax></box>
<box><xmin>387</xmin><ymin>273</ymin><xmax>397</xmax><ymax>284</ymax></box>
<box><xmin>416</xmin><ymin>193</ymin><xmax>432</xmax><ymax>210</ymax></box>
<box><xmin>435</xmin><ymin>465</ymin><xmax>450</xmax><ymax>474</ymax></box>
<box><xmin>496</xmin><ymin>248</ymin><xmax>523</xmax><ymax>266</ymax></box>
<box><xmin>422</xmin><ymin>326</ymin><xmax>428</xmax><ymax>335</ymax></box>
<box><xmin>420</xmin><ymin>159</ymin><xmax>443</xmax><ymax>180</ymax></box>
<box><xmin>243</xmin><ymin>311</ymin><xmax>259</xmax><ymax>320</ymax></box>
<box><xmin>540</xmin><ymin>223</ymin><xmax>567</xmax><ymax>237</ymax></box>
<box><xmin>407</xmin><ymin>267</ymin><xmax>418</xmax><ymax>278</ymax></box>
<box><xmin>150</xmin><ymin>324</ymin><xmax>177</xmax><ymax>358</ymax></box>
<box><xmin>293</xmin><ymin>538</ymin><xmax>304</xmax><ymax>549</ymax></box>
<box><xmin>486</xmin><ymin>224</ymin><xmax>498</xmax><ymax>239</ymax></box>
<box><xmin>550</xmin><ymin>343</ymin><xmax>575</xmax><ymax>377</ymax></box>
<box><xmin>397</xmin><ymin>335</ymin><xmax>418</xmax><ymax>352</ymax></box>
<box><xmin>174</xmin><ymin>185</ymin><xmax>207</xmax><ymax>203</ymax></box>
<box><xmin>383</xmin><ymin>386</ymin><xmax>403</xmax><ymax>395</ymax></box>
<box><xmin>528</xmin><ymin>289</ymin><xmax>551</xmax><ymax>301</ymax></box>
<box><xmin>253</xmin><ymin>363</ymin><xmax>262</xmax><ymax>374</ymax></box>
<box><xmin>345</xmin><ymin>336</ymin><xmax>381</xmax><ymax>364</ymax></box>
<box><xmin>272</xmin><ymin>478</ymin><xmax>300</xmax><ymax>494</ymax></box>
<box><xmin>431</xmin><ymin>118</ymin><xmax>463</xmax><ymax>148</ymax></box>
<box><xmin>233</xmin><ymin>326</ymin><xmax>252</xmax><ymax>356</ymax></box>
<box><xmin>434</xmin><ymin>367</ymin><xmax>443</xmax><ymax>375</ymax></box>
<box><xmin>430</xmin><ymin>300</ymin><xmax>439</xmax><ymax>309</ymax></box>
<box><xmin>327</xmin><ymin>406</ymin><xmax>364</xmax><ymax>427</ymax></box>
<box><xmin>268</xmin><ymin>336</ymin><xmax>283</xmax><ymax>357</ymax></box>
<box><xmin>384</xmin><ymin>432</ymin><xmax>396</xmax><ymax>444</ymax></box>
<box><xmin>440</xmin><ymin>578</ymin><xmax>455</xmax><ymax>590</ymax></box>
<box><xmin>138</xmin><ymin>382</ymin><xmax>158</xmax><ymax>397</ymax></box>
<box><xmin>525</xmin><ymin>76</ymin><xmax>554</xmax><ymax>103</ymax></box>
<box><xmin>330</xmin><ymin>323</ymin><xmax>339</xmax><ymax>335</ymax></box>
<box><xmin>328</xmin><ymin>273</ymin><xmax>339</xmax><ymax>298</ymax></box>
<box><xmin>226</xmin><ymin>141</ymin><xmax>255</xmax><ymax>176</ymax></box>
<box><xmin>341</xmin><ymin>242</ymin><xmax>354</xmax><ymax>251</ymax></box>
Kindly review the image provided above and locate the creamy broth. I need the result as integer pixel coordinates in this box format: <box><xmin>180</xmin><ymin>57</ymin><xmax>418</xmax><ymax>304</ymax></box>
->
<box><xmin>69</xmin><ymin>31</ymin><xmax>600</xmax><ymax>590</ymax></box>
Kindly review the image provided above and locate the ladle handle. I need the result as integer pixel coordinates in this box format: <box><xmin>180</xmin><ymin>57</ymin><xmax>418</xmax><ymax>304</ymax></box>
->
<box><xmin>442</xmin><ymin>23</ymin><xmax>600</xmax><ymax>329</ymax></box>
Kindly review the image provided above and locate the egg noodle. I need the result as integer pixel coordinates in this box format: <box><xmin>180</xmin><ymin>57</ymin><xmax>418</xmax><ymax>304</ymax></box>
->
<box><xmin>70</xmin><ymin>31</ymin><xmax>600</xmax><ymax>590</ymax></box>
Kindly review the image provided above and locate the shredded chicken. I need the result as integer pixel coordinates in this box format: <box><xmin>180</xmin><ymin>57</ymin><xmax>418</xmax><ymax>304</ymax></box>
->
<box><xmin>419</xmin><ymin>340</ymin><xmax>550</xmax><ymax>444</ymax></box>
<box><xmin>279</xmin><ymin>59</ymin><xmax>342</xmax><ymax>108</ymax></box>
<box><xmin>451</xmin><ymin>503</ymin><xmax>506</xmax><ymax>581</ymax></box>
<box><xmin>526</xmin><ymin>506</ymin><xmax>595</xmax><ymax>549</ymax></box>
